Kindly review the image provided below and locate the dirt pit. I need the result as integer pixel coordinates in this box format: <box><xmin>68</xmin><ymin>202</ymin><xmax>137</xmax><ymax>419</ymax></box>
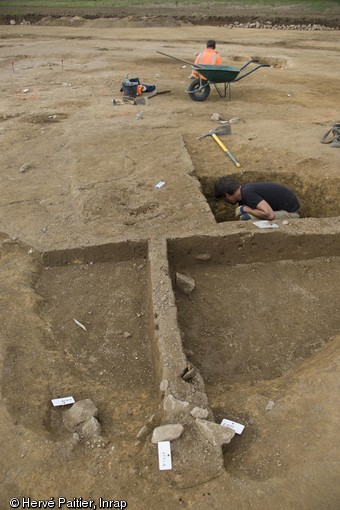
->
<box><xmin>169</xmin><ymin>231</ymin><xmax>340</xmax><ymax>488</ymax></box>
<box><xmin>1</xmin><ymin>13</ymin><xmax>340</xmax><ymax>510</ymax></box>
<box><xmin>184</xmin><ymin>134</ymin><xmax>340</xmax><ymax>222</ymax></box>
<box><xmin>175</xmin><ymin>256</ymin><xmax>340</xmax><ymax>385</ymax></box>
<box><xmin>195</xmin><ymin>170</ymin><xmax>340</xmax><ymax>222</ymax></box>
<box><xmin>35</xmin><ymin>257</ymin><xmax>154</xmax><ymax>435</ymax></box>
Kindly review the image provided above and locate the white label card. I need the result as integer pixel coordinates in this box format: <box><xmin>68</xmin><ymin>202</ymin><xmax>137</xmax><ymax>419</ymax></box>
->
<box><xmin>221</xmin><ymin>418</ymin><xmax>245</xmax><ymax>435</ymax></box>
<box><xmin>158</xmin><ymin>441</ymin><xmax>172</xmax><ymax>470</ymax></box>
<box><xmin>51</xmin><ymin>396</ymin><xmax>75</xmax><ymax>407</ymax></box>
<box><xmin>253</xmin><ymin>221</ymin><xmax>279</xmax><ymax>229</ymax></box>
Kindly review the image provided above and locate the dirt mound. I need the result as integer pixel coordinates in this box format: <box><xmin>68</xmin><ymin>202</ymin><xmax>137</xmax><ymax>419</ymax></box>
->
<box><xmin>1</xmin><ymin>4</ymin><xmax>340</xmax><ymax>28</ymax></box>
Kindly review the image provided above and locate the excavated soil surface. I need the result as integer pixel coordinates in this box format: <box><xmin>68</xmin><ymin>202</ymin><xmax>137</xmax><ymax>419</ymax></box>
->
<box><xmin>1</xmin><ymin>3</ymin><xmax>340</xmax><ymax>28</ymax></box>
<box><xmin>0</xmin><ymin>9</ymin><xmax>340</xmax><ymax>510</ymax></box>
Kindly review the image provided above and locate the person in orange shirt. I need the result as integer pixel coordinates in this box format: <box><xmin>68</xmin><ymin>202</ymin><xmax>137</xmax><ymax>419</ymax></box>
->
<box><xmin>189</xmin><ymin>40</ymin><xmax>222</xmax><ymax>79</ymax></box>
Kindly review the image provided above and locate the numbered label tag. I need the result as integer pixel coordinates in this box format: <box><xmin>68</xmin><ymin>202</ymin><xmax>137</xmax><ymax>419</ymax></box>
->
<box><xmin>253</xmin><ymin>221</ymin><xmax>279</xmax><ymax>229</ymax></box>
<box><xmin>221</xmin><ymin>418</ymin><xmax>245</xmax><ymax>435</ymax></box>
<box><xmin>51</xmin><ymin>396</ymin><xmax>75</xmax><ymax>407</ymax></box>
<box><xmin>158</xmin><ymin>441</ymin><xmax>172</xmax><ymax>470</ymax></box>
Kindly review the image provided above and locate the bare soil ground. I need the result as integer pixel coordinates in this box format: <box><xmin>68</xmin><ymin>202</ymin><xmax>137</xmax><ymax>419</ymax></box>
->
<box><xmin>0</xmin><ymin>8</ymin><xmax>340</xmax><ymax>510</ymax></box>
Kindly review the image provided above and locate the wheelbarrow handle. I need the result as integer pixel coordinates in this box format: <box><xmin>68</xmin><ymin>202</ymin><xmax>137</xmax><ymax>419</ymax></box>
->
<box><xmin>239</xmin><ymin>59</ymin><xmax>259</xmax><ymax>71</ymax></box>
<box><xmin>234</xmin><ymin>63</ymin><xmax>271</xmax><ymax>82</ymax></box>
<box><xmin>212</xmin><ymin>134</ymin><xmax>241</xmax><ymax>168</ymax></box>
<box><xmin>156</xmin><ymin>50</ymin><xmax>205</xmax><ymax>68</ymax></box>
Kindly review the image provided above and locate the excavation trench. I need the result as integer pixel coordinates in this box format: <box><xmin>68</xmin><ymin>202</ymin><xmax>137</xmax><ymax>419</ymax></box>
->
<box><xmin>168</xmin><ymin>231</ymin><xmax>340</xmax><ymax>477</ymax></box>
<box><xmin>169</xmin><ymin>231</ymin><xmax>340</xmax><ymax>385</ymax></box>
<box><xmin>1</xmin><ymin>226</ymin><xmax>340</xmax><ymax>486</ymax></box>
<box><xmin>1</xmin><ymin>240</ymin><xmax>160</xmax><ymax>444</ymax></box>
<box><xmin>1</xmin><ymin>239</ymin><xmax>225</xmax><ymax>485</ymax></box>
<box><xmin>26</xmin><ymin>230</ymin><xmax>339</xmax><ymax>483</ymax></box>
<box><xmin>198</xmin><ymin>171</ymin><xmax>340</xmax><ymax>223</ymax></box>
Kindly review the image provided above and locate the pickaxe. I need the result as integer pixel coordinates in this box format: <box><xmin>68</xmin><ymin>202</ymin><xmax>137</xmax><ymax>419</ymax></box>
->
<box><xmin>196</xmin><ymin>125</ymin><xmax>241</xmax><ymax>168</ymax></box>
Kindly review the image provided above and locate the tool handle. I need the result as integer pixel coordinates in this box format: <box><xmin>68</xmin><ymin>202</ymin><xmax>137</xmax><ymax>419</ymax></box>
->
<box><xmin>212</xmin><ymin>133</ymin><xmax>227</xmax><ymax>151</ymax></box>
<box><xmin>226</xmin><ymin>150</ymin><xmax>241</xmax><ymax>168</ymax></box>
<box><xmin>212</xmin><ymin>134</ymin><xmax>241</xmax><ymax>168</ymax></box>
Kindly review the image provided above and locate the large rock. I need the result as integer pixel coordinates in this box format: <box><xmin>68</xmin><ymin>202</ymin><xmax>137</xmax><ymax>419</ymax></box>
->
<box><xmin>163</xmin><ymin>394</ymin><xmax>190</xmax><ymax>420</ymax></box>
<box><xmin>63</xmin><ymin>399</ymin><xmax>98</xmax><ymax>432</ymax></box>
<box><xmin>190</xmin><ymin>407</ymin><xmax>209</xmax><ymax>419</ymax></box>
<box><xmin>195</xmin><ymin>419</ymin><xmax>235</xmax><ymax>447</ymax></box>
<box><xmin>81</xmin><ymin>417</ymin><xmax>101</xmax><ymax>439</ymax></box>
<box><xmin>175</xmin><ymin>272</ymin><xmax>195</xmax><ymax>295</ymax></box>
<box><xmin>151</xmin><ymin>424</ymin><xmax>184</xmax><ymax>443</ymax></box>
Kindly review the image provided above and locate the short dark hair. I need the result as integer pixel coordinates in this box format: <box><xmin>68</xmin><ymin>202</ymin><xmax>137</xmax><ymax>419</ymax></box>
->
<box><xmin>206</xmin><ymin>40</ymin><xmax>216</xmax><ymax>49</ymax></box>
<box><xmin>214</xmin><ymin>177</ymin><xmax>240</xmax><ymax>199</ymax></box>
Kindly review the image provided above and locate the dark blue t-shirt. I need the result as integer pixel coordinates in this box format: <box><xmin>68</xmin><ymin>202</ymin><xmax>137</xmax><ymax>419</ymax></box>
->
<box><xmin>240</xmin><ymin>182</ymin><xmax>300</xmax><ymax>212</ymax></box>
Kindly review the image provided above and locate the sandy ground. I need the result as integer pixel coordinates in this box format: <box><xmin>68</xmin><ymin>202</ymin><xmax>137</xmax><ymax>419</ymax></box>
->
<box><xmin>0</xmin><ymin>14</ymin><xmax>340</xmax><ymax>510</ymax></box>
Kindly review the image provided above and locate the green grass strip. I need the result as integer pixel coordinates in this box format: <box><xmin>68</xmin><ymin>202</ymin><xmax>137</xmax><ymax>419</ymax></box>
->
<box><xmin>1</xmin><ymin>0</ymin><xmax>339</xmax><ymax>10</ymax></box>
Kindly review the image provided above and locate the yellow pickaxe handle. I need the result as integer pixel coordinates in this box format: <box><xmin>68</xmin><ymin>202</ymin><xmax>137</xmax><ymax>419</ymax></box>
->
<box><xmin>212</xmin><ymin>133</ymin><xmax>241</xmax><ymax>168</ymax></box>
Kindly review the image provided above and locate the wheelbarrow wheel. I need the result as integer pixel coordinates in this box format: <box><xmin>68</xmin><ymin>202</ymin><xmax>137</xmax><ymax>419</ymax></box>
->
<box><xmin>187</xmin><ymin>78</ymin><xmax>210</xmax><ymax>102</ymax></box>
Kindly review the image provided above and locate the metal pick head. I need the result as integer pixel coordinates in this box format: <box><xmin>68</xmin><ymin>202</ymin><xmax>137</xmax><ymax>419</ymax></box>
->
<box><xmin>196</xmin><ymin>123</ymin><xmax>231</xmax><ymax>140</ymax></box>
<box><xmin>213</xmin><ymin>124</ymin><xmax>232</xmax><ymax>135</ymax></box>
<box><xmin>196</xmin><ymin>131</ymin><xmax>213</xmax><ymax>140</ymax></box>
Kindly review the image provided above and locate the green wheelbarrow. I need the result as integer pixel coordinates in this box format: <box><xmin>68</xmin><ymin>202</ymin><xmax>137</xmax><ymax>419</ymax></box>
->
<box><xmin>157</xmin><ymin>50</ymin><xmax>270</xmax><ymax>101</ymax></box>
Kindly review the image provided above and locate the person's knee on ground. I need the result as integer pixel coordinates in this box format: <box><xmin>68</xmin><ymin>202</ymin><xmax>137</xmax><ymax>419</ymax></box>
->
<box><xmin>274</xmin><ymin>210</ymin><xmax>300</xmax><ymax>220</ymax></box>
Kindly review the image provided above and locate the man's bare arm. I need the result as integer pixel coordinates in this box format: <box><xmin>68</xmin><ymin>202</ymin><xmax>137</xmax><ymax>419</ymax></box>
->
<box><xmin>243</xmin><ymin>200</ymin><xmax>275</xmax><ymax>220</ymax></box>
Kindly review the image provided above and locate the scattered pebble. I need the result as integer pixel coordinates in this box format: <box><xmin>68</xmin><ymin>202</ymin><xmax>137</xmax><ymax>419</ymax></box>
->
<box><xmin>195</xmin><ymin>253</ymin><xmax>211</xmax><ymax>261</ymax></box>
<box><xmin>159</xmin><ymin>379</ymin><xmax>168</xmax><ymax>394</ymax></box>
<box><xmin>266</xmin><ymin>400</ymin><xmax>275</xmax><ymax>411</ymax></box>
<box><xmin>229</xmin><ymin>117</ymin><xmax>241</xmax><ymax>124</ymax></box>
<box><xmin>136</xmin><ymin>425</ymin><xmax>149</xmax><ymax>440</ymax></box>
<box><xmin>20</xmin><ymin>163</ymin><xmax>31</xmax><ymax>173</ymax></box>
<box><xmin>182</xmin><ymin>366</ymin><xmax>196</xmax><ymax>381</ymax></box>
<box><xmin>211</xmin><ymin>112</ymin><xmax>221</xmax><ymax>121</ymax></box>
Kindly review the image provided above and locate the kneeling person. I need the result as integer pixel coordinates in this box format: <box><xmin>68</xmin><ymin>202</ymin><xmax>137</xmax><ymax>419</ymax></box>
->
<box><xmin>214</xmin><ymin>177</ymin><xmax>300</xmax><ymax>221</ymax></box>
